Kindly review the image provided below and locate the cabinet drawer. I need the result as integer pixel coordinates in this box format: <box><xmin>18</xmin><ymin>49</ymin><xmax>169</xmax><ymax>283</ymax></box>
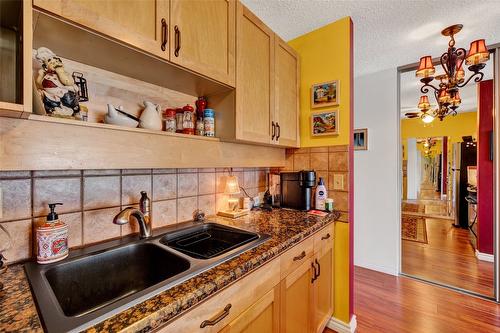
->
<box><xmin>157</xmin><ymin>258</ymin><xmax>280</xmax><ymax>333</ymax></box>
<box><xmin>313</xmin><ymin>223</ymin><xmax>334</xmax><ymax>251</ymax></box>
<box><xmin>280</xmin><ymin>236</ymin><xmax>314</xmax><ymax>279</ymax></box>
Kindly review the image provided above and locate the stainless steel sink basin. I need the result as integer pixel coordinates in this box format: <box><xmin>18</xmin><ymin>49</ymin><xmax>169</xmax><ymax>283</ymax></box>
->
<box><xmin>25</xmin><ymin>221</ymin><xmax>270</xmax><ymax>333</ymax></box>
<box><xmin>44</xmin><ymin>243</ymin><xmax>190</xmax><ymax>317</ymax></box>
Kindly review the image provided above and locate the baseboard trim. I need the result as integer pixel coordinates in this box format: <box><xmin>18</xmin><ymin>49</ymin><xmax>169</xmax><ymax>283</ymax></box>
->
<box><xmin>354</xmin><ymin>261</ymin><xmax>398</xmax><ymax>276</ymax></box>
<box><xmin>475</xmin><ymin>249</ymin><xmax>494</xmax><ymax>262</ymax></box>
<box><xmin>327</xmin><ymin>315</ymin><xmax>357</xmax><ymax>333</ymax></box>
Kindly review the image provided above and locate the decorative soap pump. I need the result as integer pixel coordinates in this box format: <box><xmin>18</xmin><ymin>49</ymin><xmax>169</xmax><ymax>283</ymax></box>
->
<box><xmin>36</xmin><ymin>203</ymin><xmax>69</xmax><ymax>264</ymax></box>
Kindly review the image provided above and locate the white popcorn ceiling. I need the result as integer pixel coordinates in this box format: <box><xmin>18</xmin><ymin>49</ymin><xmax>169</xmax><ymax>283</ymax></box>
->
<box><xmin>241</xmin><ymin>0</ymin><xmax>500</xmax><ymax>116</ymax></box>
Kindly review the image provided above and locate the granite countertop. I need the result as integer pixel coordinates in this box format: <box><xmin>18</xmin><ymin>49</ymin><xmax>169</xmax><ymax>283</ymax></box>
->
<box><xmin>0</xmin><ymin>209</ymin><xmax>339</xmax><ymax>333</ymax></box>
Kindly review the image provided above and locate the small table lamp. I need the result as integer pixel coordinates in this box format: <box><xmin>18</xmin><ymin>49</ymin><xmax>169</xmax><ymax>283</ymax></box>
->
<box><xmin>217</xmin><ymin>175</ymin><xmax>250</xmax><ymax>218</ymax></box>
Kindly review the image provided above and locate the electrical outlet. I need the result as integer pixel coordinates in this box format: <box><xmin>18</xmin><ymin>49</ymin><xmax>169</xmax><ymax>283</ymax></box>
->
<box><xmin>333</xmin><ymin>174</ymin><xmax>345</xmax><ymax>191</ymax></box>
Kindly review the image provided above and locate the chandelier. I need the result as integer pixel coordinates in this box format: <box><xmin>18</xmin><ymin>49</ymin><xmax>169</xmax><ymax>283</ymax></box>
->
<box><xmin>413</xmin><ymin>24</ymin><xmax>489</xmax><ymax>122</ymax></box>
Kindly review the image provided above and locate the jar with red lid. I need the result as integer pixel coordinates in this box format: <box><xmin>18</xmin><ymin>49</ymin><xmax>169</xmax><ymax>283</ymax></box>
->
<box><xmin>175</xmin><ymin>108</ymin><xmax>184</xmax><ymax>133</ymax></box>
<box><xmin>182</xmin><ymin>104</ymin><xmax>195</xmax><ymax>135</ymax></box>
<box><xmin>163</xmin><ymin>108</ymin><xmax>176</xmax><ymax>133</ymax></box>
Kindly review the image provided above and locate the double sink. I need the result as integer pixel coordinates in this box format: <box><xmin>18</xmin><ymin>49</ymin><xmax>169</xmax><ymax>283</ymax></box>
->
<box><xmin>25</xmin><ymin>222</ymin><xmax>270</xmax><ymax>333</ymax></box>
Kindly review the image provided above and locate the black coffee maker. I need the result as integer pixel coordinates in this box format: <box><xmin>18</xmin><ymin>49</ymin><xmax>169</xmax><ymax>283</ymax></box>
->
<box><xmin>280</xmin><ymin>171</ymin><xmax>316</xmax><ymax>211</ymax></box>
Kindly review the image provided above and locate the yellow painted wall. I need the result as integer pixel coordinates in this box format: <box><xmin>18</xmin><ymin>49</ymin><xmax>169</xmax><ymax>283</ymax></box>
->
<box><xmin>289</xmin><ymin>17</ymin><xmax>351</xmax><ymax>147</ymax></box>
<box><xmin>289</xmin><ymin>17</ymin><xmax>352</xmax><ymax>324</ymax></box>
<box><xmin>401</xmin><ymin>111</ymin><xmax>477</xmax><ymax>160</ymax></box>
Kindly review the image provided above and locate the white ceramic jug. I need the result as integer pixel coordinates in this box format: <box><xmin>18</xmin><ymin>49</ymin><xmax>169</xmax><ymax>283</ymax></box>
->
<box><xmin>104</xmin><ymin>104</ymin><xmax>139</xmax><ymax>128</ymax></box>
<box><xmin>139</xmin><ymin>101</ymin><xmax>162</xmax><ymax>131</ymax></box>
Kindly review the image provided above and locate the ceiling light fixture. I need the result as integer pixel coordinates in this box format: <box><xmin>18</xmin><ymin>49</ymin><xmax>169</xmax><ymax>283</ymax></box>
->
<box><xmin>413</xmin><ymin>24</ymin><xmax>489</xmax><ymax>121</ymax></box>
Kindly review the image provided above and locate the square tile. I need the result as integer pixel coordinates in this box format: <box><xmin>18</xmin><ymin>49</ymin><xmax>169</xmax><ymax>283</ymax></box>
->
<box><xmin>83</xmin><ymin>176</ymin><xmax>120</xmax><ymax>210</ymax></box>
<box><xmin>331</xmin><ymin>191</ymin><xmax>349</xmax><ymax>212</ymax></box>
<box><xmin>257</xmin><ymin>171</ymin><xmax>267</xmax><ymax>188</ymax></box>
<box><xmin>33</xmin><ymin>178</ymin><xmax>81</xmax><ymax>217</ymax></box>
<box><xmin>83</xmin><ymin>207</ymin><xmax>121</xmax><ymax>244</ymax></box>
<box><xmin>293</xmin><ymin>153</ymin><xmax>310</xmax><ymax>171</ymax></box>
<box><xmin>1</xmin><ymin>219</ymin><xmax>32</xmax><ymax>263</ymax></box>
<box><xmin>329</xmin><ymin>151</ymin><xmax>349</xmax><ymax>172</ymax></box>
<box><xmin>153</xmin><ymin>174</ymin><xmax>177</xmax><ymax>201</ymax></box>
<box><xmin>153</xmin><ymin>168</ymin><xmax>177</xmax><ymax>174</ymax></box>
<box><xmin>122</xmin><ymin>175</ymin><xmax>152</xmax><ymax>205</ymax></box>
<box><xmin>328</xmin><ymin>145</ymin><xmax>348</xmax><ymax>152</ymax></box>
<box><xmin>198</xmin><ymin>194</ymin><xmax>216</xmax><ymax>216</ymax></box>
<box><xmin>311</xmin><ymin>153</ymin><xmax>328</xmax><ymax>171</ymax></box>
<box><xmin>310</xmin><ymin>147</ymin><xmax>329</xmax><ymax>153</ymax></box>
<box><xmin>199</xmin><ymin>168</ymin><xmax>216</xmax><ymax>173</ymax></box>
<box><xmin>152</xmin><ymin>200</ymin><xmax>177</xmax><ymax>228</ymax></box>
<box><xmin>198</xmin><ymin>173</ymin><xmax>216</xmax><ymax>195</ymax></box>
<box><xmin>122</xmin><ymin>169</ymin><xmax>151</xmax><ymax>175</ymax></box>
<box><xmin>177</xmin><ymin>168</ymin><xmax>198</xmax><ymax>173</ymax></box>
<box><xmin>178</xmin><ymin>173</ymin><xmax>198</xmax><ymax>198</ymax></box>
<box><xmin>0</xmin><ymin>179</ymin><xmax>31</xmax><ymax>222</ymax></box>
<box><xmin>177</xmin><ymin>197</ymin><xmax>198</xmax><ymax>222</ymax></box>
<box><xmin>243</xmin><ymin>171</ymin><xmax>257</xmax><ymax>188</ymax></box>
<box><xmin>0</xmin><ymin>171</ymin><xmax>30</xmax><ymax>179</ymax></box>
<box><xmin>284</xmin><ymin>152</ymin><xmax>294</xmax><ymax>171</ymax></box>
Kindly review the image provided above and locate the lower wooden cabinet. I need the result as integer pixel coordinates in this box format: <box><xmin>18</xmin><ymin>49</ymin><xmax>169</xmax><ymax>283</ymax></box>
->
<box><xmin>220</xmin><ymin>286</ymin><xmax>280</xmax><ymax>333</ymax></box>
<box><xmin>156</xmin><ymin>223</ymin><xmax>334</xmax><ymax>333</ymax></box>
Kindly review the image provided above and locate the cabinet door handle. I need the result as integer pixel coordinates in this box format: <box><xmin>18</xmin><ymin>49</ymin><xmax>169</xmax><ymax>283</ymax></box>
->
<box><xmin>321</xmin><ymin>233</ymin><xmax>331</xmax><ymax>240</ymax></box>
<box><xmin>174</xmin><ymin>25</ymin><xmax>181</xmax><ymax>57</ymax></box>
<box><xmin>160</xmin><ymin>19</ymin><xmax>167</xmax><ymax>51</ymax></box>
<box><xmin>276</xmin><ymin>122</ymin><xmax>280</xmax><ymax>140</ymax></box>
<box><xmin>293</xmin><ymin>250</ymin><xmax>306</xmax><ymax>261</ymax></box>
<box><xmin>311</xmin><ymin>262</ymin><xmax>317</xmax><ymax>283</ymax></box>
<box><xmin>315</xmin><ymin>259</ymin><xmax>321</xmax><ymax>278</ymax></box>
<box><xmin>200</xmin><ymin>304</ymin><xmax>232</xmax><ymax>328</ymax></box>
<box><xmin>271</xmin><ymin>121</ymin><xmax>276</xmax><ymax>140</ymax></box>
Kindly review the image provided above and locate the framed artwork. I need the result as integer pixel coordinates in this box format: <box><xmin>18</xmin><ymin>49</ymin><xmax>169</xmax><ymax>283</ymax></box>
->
<box><xmin>311</xmin><ymin>110</ymin><xmax>339</xmax><ymax>136</ymax></box>
<box><xmin>354</xmin><ymin>128</ymin><xmax>368</xmax><ymax>150</ymax></box>
<box><xmin>311</xmin><ymin>80</ymin><xmax>339</xmax><ymax>108</ymax></box>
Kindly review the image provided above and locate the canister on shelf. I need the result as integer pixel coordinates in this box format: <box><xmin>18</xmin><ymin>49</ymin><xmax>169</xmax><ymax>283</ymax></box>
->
<box><xmin>182</xmin><ymin>104</ymin><xmax>195</xmax><ymax>135</ymax></box>
<box><xmin>203</xmin><ymin>109</ymin><xmax>215</xmax><ymax>137</ymax></box>
<box><xmin>164</xmin><ymin>108</ymin><xmax>177</xmax><ymax>133</ymax></box>
<box><xmin>175</xmin><ymin>108</ymin><xmax>184</xmax><ymax>133</ymax></box>
<box><xmin>325</xmin><ymin>198</ymin><xmax>334</xmax><ymax>212</ymax></box>
<box><xmin>196</xmin><ymin>118</ymin><xmax>204</xmax><ymax>136</ymax></box>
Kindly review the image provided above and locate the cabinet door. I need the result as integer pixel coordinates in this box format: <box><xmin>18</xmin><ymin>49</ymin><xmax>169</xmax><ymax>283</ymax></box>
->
<box><xmin>170</xmin><ymin>0</ymin><xmax>235</xmax><ymax>86</ymax></box>
<box><xmin>280</xmin><ymin>258</ymin><xmax>314</xmax><ymax>333</ymax></box>
<box><xmin>33</xmin><ymin>0</ymin><xmax>169</xmax><ymax>59</ymax></box>
<box><xmin>235</xmin><ymin>3</ymin><xmax>274</xmax><ymax>144</ymax></box>
<box><xmin>312</xmin><ymin>241</ymin><xmax>334</xmax><ymax>333</ymax></box>
<box><xmin>219</xmin><ymin>286</ymin><xmax>280</xmax><ymax>333</ymax></box>
<box><xmin>274</xmin><ymin>37</ymin><xmax>299</xmax><ymax>147</ymax></box>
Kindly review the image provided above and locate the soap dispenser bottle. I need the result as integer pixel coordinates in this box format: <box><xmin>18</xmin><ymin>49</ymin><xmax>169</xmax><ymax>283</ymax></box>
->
<box><xmin>36</xmin><ymin>203</ymin><xmax>69</xmax><ymax>264</ymax></box>
<box><xmin>315</xmin><ymin>177</ymin><xmax>328</xmax><ymax>210</ymax></box>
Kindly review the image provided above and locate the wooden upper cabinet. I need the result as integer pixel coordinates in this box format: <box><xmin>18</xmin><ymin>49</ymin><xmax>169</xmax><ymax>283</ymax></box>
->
<box><xmin>235</xmin><ymin>2</ymin><xmax>274</xmax><ymax>144</ymax></box>
<box><xmin>170</xmin><ymin>0</ymin><xmax>235</xmax><ymax>86</ymax></box>
<box><xmin>274</xmin><ymin>37</ymin><xmax>300</xmax><ymax>147</ymax></box>
<box><xmin>33</xmin><ymin>0</ymin><xmax>170</xmax><ymax>59</ymax></box>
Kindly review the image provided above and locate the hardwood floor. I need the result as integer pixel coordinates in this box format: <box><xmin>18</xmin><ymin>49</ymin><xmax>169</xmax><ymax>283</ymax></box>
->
<box><xmin>354</xmin><ymin>266</ymin><xmax>500</xmax><ymax>333</ymax></box>
<box><xmin>402</xmin><ymin>216</ymin><xmax>494</xmax><ymax>296</ymax></box>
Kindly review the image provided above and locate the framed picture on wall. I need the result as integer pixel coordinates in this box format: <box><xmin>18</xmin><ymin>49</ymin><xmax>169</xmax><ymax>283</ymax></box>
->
<box><xmin>311</xmin><ymin>110</ymin><xmax>339</xmax><ymax>136</ymax></box>
<box><xmin>311</xmin><ymin>80</ymin><xmax>339</xmax><ymax>108</ymax></box>
<box><xmin>354</xmin><ymin>128</ymin><xmax>368</xmax><ymax>150</ymax></box>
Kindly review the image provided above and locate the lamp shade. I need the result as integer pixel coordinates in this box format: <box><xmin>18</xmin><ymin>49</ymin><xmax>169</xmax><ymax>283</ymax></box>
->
<box><xmin>450</xmin><ymin>91</ymin><xmax>461</xmax><ymax>107</ymax></box>
<box><xmin>416</xmin><ymin>56</ymin><xmax>435</xmax><ymax>78</ymax></box>
<box><xmin>224</xmin><ymin>176</ymin><xmax>240</xmax><ymax>195</ymax></box>
<box><xmin>438</xmin><ymin>89</ymin><xmax>451</xmax><ymax>104</ymax></box>
<box><xmin>456</xmin><ymin>68</ymin><xmax>465</xmax><ymax>81</ymax></box>
<box><xmin>466</xmin><ymin>39</ymin><xmax>489</xmax><ymax>65</ymax></box>
<box><xmin>418</xmin><ymin>95</ymin><xmax>430</xmax><ymax>110</ymax></box>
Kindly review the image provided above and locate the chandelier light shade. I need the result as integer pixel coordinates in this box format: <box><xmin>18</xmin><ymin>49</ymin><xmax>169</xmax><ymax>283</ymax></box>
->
<box><xmin>418</xmin><ymin>95</ymin><xmax>430</xmax><ymax>110</ymax></box>
<box><xmin>412</xmin><ymin>24</ymin><xmax>488</xmax><ymax>122</ymax></box>
<box><xmin>416</xmin><ymin>56</ymin><xmax>435</xmax><ymax>78</ymax></box>
<box><xmin>466</xmin><ymin>39</ymin><xmax>490</xmax><ymax>65</ymax></box>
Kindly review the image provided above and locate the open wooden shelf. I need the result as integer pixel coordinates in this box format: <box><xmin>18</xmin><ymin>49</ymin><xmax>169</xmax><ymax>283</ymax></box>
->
<box><xmin>28</xmin><ymin>114</ymin><xmax>221</xmax><ymax>142</ymax></box>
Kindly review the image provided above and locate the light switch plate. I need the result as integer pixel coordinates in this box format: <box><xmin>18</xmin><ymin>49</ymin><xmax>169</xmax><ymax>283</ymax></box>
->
<box><xmin>333</xmin><ymin>174</ymin><xmax>345</xmax><ymax>191</ymax></box>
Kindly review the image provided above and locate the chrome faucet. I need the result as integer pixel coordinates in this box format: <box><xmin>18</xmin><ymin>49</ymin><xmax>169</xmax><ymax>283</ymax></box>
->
<box><xmin>113</xmin><ymin>207</ymin><xmax>151</xmax><ymax>238</ymax></box>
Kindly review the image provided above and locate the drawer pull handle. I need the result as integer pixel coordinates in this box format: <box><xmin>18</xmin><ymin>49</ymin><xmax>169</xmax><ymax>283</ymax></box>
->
<box><xmin>160</xmin><ymin>18</ymin><xmax>167</xmax><ymax>51</ymax></box>
<box><xmin>321</xmin><ymin>233</ymin><xmax>331</xmax><ymax>240</ymax></box>
<box><xmin>293</xmin><ymin>251</ymin><xmax>306</xmax><ymax>261</ymax></box>
<box><xmin>200</xmin><ymin>304</ymin><xmax>232</xmax><ymax>328</ymax></box>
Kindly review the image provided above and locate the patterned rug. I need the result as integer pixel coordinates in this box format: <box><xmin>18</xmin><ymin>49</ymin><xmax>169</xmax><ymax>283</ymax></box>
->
<box><xmin>402</xmin><ymin>202</ymin><xmax>425</xmax><ymax>214</ymax></box>
<box><xmin>402</xmin><ymin>215</ymin><xmax>428</xmax><ymax>244</ymax></box>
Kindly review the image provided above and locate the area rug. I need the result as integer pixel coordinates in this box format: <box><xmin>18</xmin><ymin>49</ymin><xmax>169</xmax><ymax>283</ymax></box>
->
<box><xmin>401</xmin><ymin>215</ymin><xmax>428</xmax><ymax>244</ymax></box>
<box><xmin>402</xmin><ymin>202</ymin><xmax>425</xmax><ymax>214</ymax></box>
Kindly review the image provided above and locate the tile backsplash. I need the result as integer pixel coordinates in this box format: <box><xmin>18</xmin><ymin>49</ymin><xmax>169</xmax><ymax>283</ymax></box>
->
<box><xmin>0</xmin><ymin>168</ymin><xmax>268</xmax><ymax>263</ymax></box>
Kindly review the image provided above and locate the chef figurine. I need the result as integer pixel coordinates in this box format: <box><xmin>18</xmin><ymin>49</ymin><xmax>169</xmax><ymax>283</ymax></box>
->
<box><xmin>34</xmin><ymin>47</ymin><xmax>81</xmax><ymax>117</ymax></box>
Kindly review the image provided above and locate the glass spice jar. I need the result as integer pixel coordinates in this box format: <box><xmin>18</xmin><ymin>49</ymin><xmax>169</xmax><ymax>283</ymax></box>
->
<box><xmin>182</xmin><ymin>104</ymin><xmax>195</xmax><ymax>135</ymax></box>
<box><xmin>203</xmin><ymin>109</ymin><xmax>215</xmax><ymax>137</ymax></box>
<box><xmin>175</xmin><ymin>108</ymin><xmax>184</xmax><ymax>133</ymax></box>
<box><xmin>164</xmin><ymin>108</ymin><xmax>176</xmax><ymax>133</ymax></box>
